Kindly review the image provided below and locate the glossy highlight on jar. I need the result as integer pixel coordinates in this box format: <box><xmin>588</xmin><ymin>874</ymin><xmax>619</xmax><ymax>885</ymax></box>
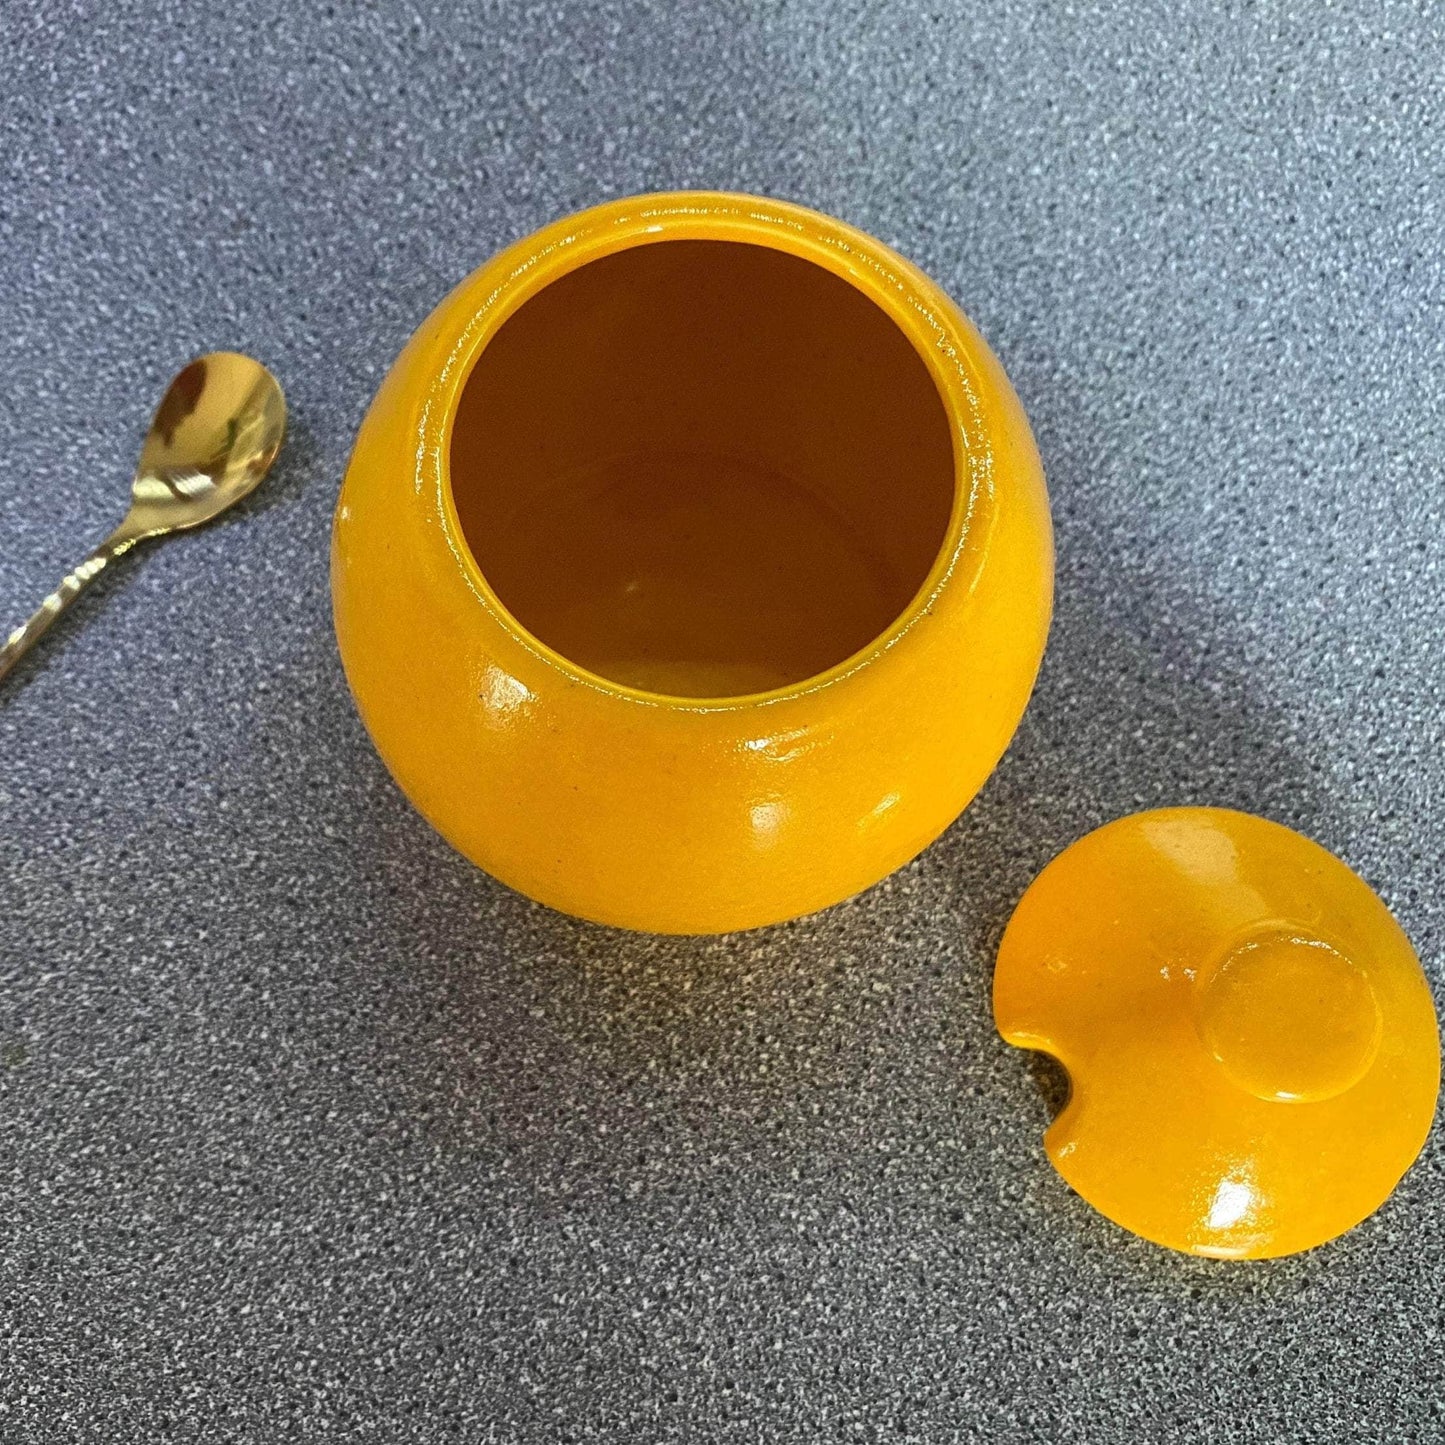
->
<box><xmin>332</xmin><ymin>192</ymin><xmax>1054</xmax><ymax>932</ymax></box>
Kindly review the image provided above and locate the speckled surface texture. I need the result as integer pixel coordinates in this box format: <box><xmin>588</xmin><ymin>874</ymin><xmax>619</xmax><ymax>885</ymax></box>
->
<box><xmin>2</xmin><ymin>1</ymin><xmax>1443</xmax><ymax>1439</ymax></box>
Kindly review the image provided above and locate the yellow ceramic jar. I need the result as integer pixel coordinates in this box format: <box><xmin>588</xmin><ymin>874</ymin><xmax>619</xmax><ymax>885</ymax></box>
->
<box><xmin>332</xmin><ymin>192</ymin><xmax>1053</xmax><ymax>933</ymax></box>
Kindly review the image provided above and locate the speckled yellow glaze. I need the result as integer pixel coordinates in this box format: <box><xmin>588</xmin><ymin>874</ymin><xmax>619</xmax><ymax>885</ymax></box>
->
<box><xmin>994</xmin><ymin>808</ymin><xmax>1441</xmax><ymax>1258</ymax></box>
<box><xmin>332</xmin><ymin>192</ymin><xmax>1053</xmax><ymax>933</ymax></box>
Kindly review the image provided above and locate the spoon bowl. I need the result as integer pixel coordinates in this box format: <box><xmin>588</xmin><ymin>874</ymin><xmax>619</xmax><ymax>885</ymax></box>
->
<box><xmin>122</xmin><ymin>352</ymin><xmax>287</xmax><ymax>541</ymax></box>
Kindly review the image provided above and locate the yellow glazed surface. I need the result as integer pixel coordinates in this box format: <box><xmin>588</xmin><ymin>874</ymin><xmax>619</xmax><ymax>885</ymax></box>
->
<box><xmin>332</xmin><ymin>192</ymin><xmax>1053</xmax><ymax>933</ymax></box>
<box><xmin>994</xmin><ymin>808</ymin><xmax>1441</xmax><ymax>1258</ymax></box>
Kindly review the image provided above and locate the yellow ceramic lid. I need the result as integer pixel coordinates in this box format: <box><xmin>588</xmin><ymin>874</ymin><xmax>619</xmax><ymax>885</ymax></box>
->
<box><xmin>994</xmin><ymin>807</ymin><xmax>1440</xmax><ymax>1259</ymax></box>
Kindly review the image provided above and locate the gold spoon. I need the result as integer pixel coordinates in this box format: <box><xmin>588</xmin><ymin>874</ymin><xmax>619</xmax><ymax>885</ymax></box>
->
<box><xmin>0</xmin><ymin>352</ymin><xmax>286</xmax><ymax>687</ymax></box>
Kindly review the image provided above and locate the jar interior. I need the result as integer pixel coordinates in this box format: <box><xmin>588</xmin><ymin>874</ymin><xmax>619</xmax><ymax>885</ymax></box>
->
<box><xmin>449</xmin><ymin>238</ymin><xmax>955</xmax><ymax>698</ymax></box>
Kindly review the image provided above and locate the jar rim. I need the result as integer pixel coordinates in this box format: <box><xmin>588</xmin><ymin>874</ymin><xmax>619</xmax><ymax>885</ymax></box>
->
<box><xmin>425</xmin><ymin>190</ymin><xmax>995</xmax><ymax>713</ymax></box>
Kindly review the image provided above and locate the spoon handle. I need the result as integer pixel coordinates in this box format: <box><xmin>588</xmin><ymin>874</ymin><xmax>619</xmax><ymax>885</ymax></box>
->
<box><xmin>0</xmin><ymin>529</ymin><xmax>142</xmax><ymax>687</ymax></box>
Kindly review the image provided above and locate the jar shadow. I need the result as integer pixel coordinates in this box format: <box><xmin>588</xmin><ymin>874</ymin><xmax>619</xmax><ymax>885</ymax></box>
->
<box><xmin>294</xmin><ymin>455</ymin><xmax>1356</xmax><ymax>1266</ymax></box>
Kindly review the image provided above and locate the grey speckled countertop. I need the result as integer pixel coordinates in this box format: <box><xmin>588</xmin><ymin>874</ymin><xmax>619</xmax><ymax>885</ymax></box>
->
<box><xmin>2</xmin><ymin>2</ymin><xmax>1443</xmax><ymax>1440</ymax></box>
